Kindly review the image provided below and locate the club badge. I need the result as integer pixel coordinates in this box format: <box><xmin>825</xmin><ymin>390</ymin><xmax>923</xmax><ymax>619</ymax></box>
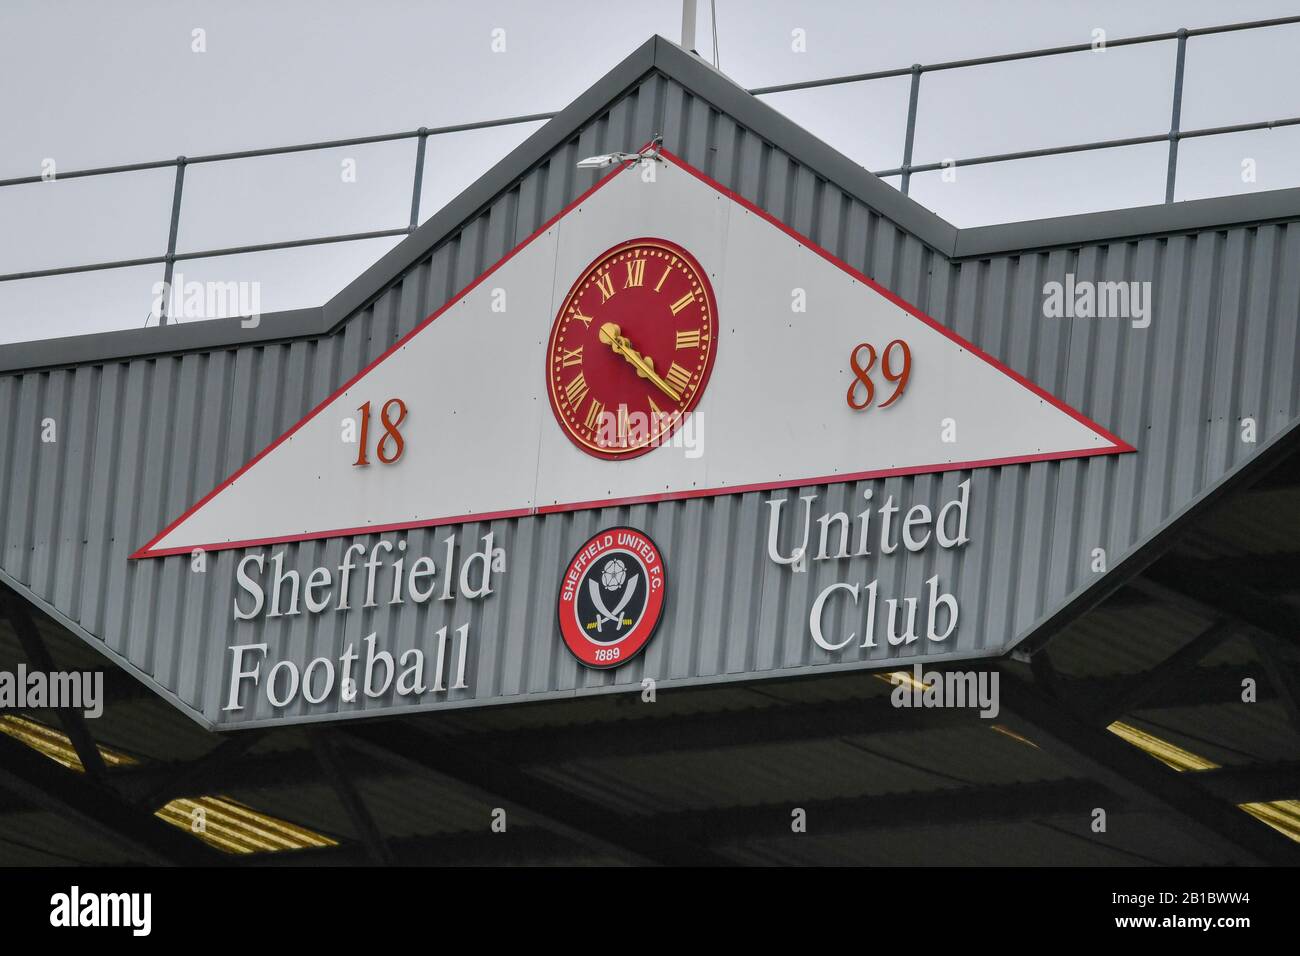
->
<box><xmin>557</xmin><ymin>527</ymin><xmax>666</xmax><ymax>668</ymax></box>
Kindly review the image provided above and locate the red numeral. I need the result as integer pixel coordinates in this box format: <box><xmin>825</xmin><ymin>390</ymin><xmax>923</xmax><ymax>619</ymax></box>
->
<box><xmin>878</xmin><ymin>340</ymin><xmax>911</xmax><ymax>408</ymax></box>
<box><xmin>847</xmin><ymin>340</ymin><xmax>910</xmax><ymax>411</ymax></box>
<box><xmin>354</xmin><ymin>398</ymin><xmax>408</xmax><ymax>466</ymax></box>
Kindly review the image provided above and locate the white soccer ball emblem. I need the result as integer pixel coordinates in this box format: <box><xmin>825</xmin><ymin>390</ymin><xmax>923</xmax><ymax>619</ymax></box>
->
<box><xmin>601</xmin><ymin>558</ymin><xmax>627</xmax><ymax>591</ymax></box>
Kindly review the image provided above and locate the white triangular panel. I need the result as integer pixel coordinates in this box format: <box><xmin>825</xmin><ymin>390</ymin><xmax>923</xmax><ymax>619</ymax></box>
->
<box><xmin>137</xmin><ymin>153</ymin><xmax>1130</xmax><ymax>558</ymax></box>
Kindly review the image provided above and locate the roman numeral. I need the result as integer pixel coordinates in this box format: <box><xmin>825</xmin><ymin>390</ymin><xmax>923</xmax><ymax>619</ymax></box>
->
<box><xmin>624</xmin><ymin>259</ymin><xmax>646</xmax><ymax>288</ymax></box>
<box><xmin>675</xmin><ymin>329</ymin><xmax>701</xmax><ymax>350</ymax></box>
<box><xmin>654</xmin><ymin>266</ymin><xmax>671</xmax><ymax>292</ymax></box>
<box><xmin>565</xmin><ymin>372</ymin><xmax>588</xmax><ymax>408</ymax></box>
<box><xmin>647</xmin><ymin>395</ymin><xmax>664</xmax><ymax>419</ymax></box>
<box><xmin>584</xmin><ymin>398</ymin><xmax>604</xmax><ymax>431</ymax></box>
<box><xmin>665</xmin><ymin>362</ymin><xmax>692</xmax><ymax>394</ymax></box>
<box><xmin>560</xmin><ymin>345</ymin><xmax>583</xmax><ymax>368</ymax></box>
<box><xmin>670</xmin><ymin>291</ymin><xmax>696</xmax><ymax>315</ymax></box>
<box><xmin>571</xmin><ymin>312</ymin><xmax>594</xmax><ymax>327</ymax></box>
<box><xmin>595</xmin><ymin>273</ymin><xmax>615</xmax><ymax>302</ymax></box>
<box><xmin>617</xmin><ymin>404</ymin><xmax>630</xmax><ymax>442</ymax></box>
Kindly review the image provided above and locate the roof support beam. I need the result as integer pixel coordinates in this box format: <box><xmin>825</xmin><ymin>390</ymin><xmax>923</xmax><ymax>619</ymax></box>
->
<box><xmin>310</xmin><ymin>731</ymin><xmax>393</xmax><ymax>865</ymax></box>
<box><xmin>1250</xmin><ymin>633</ymin><xmax>1300</xmax><ymax>735</ymax></box>
<box><xmin>0</xmin><ymin>730</ymin><xmax>219</xmax><ymax>865</ymax></box>
<box><xmin>2</xmin><ymin>593</ymin><xmax>107</xmax><ymax>778</ymax></box>
<box><xmin>1141</xmin><ymin>555</ymin><xmax>1300</xmax><ymax>650</ymax></box>
<box><xmin>124</xmin><ymin>731</ymin><xmax>266</xmax><ymax>809</ymax></box>
<box><xmin>995</xmin><ymin>668</ymin><xmax>1300</xmax><ymax>865</ymax></box>
<box><xmin>1087</xmin><ymin>619</ymin><xmax>1237</xmax><ymax>724</ymax></box>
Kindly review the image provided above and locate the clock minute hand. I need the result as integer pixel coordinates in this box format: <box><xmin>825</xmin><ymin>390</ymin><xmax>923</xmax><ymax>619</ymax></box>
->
<box><xmin>598</xmin><ymin>322</ymin><xmax>682</xmax><ymax>402</ymax></box>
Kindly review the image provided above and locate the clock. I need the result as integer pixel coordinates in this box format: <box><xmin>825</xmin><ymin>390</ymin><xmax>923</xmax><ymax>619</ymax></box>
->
<box><xmin>546</xmin><ymin>237</ymin><xmax>718</xmax><ymax>460</ymax></box>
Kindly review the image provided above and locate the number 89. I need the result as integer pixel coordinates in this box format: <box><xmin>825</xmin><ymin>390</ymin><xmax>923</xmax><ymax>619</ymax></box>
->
<box><xmin>846</xmin><ymin>339</ymin><xmax>911</xmax><ymax>411</ymax></box>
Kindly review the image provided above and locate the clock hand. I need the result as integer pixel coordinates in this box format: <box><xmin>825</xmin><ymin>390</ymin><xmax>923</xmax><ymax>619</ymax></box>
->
<box><xmin>597</xmin><ymin>322</ymin><xmax>682</xmax><ymax>402</ymax></box>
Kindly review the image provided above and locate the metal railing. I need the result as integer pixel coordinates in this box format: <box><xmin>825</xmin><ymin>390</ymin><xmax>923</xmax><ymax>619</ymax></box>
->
<box><xmin>2</xmin><ymin>14</ymin><xmax>1299</xmax><ymax>325</ymax></box>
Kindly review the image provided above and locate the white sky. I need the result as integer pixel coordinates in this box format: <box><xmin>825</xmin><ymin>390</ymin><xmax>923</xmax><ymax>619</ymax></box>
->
<box><xmin>2</xmin><ymin>0</ymin><xmax>1299</xmax><ymax>343</ymax></box>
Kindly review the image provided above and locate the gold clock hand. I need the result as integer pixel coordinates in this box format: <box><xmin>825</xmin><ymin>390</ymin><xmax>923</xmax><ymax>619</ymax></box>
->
<box><xmin>598</xmin><ymin>322</ymin><xmax>682</xmax><ymax>402</ymax></box>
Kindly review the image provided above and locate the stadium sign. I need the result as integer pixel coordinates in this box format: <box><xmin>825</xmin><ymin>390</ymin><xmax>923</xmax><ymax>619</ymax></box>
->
<box><xmin>100</xmin><ymin>148</ymin><xmax>1129</xmax><ymax>727</ymax></box>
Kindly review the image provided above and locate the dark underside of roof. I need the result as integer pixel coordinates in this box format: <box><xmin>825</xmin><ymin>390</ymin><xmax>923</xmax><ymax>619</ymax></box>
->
<box><xmin>1</xmin><ymin>424</ymin><xmax>1297</xmax><ymax>866</ymax></box>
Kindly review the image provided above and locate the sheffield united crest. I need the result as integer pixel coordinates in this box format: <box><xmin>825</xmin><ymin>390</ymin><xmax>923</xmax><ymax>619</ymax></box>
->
<box><xmin>557</xmin><ymin>527</ymin><xmax>666</xmax><ymax>668</ymax></box>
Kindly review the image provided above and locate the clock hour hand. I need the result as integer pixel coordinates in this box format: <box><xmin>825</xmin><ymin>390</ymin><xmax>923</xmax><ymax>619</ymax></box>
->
<box><xmin>598</xmin><ymin>322</ymin><xmax>682</xmax><ymax>402</ymax></box>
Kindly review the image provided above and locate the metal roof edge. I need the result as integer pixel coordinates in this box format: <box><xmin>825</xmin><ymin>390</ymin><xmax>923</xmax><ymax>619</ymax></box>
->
<box><xmin>955</xmin><ymin>185</ymin><xmax>1300</xmax><ymax>259</ymax></box>
<box><xmin>0</xmin><ymin>307</ymin><xmax>325</xmax><ymax>374</ymax></box>
<box><xmin>1007</xmin><ymin>410</ymin><xmax>1300</xmax><ymax>660</ymax></box>
<box><xmin>0</xmin><ymin>565</ymin><xmax>218</xmax><ymax>732</ymax></box>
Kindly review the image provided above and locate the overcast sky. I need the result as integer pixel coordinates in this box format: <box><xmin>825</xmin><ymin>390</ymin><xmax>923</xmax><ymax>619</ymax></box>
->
<box><xmin>3</xmin><ymin>0</ymin><xmax>1299</xmax><ymax>343</ymax></box>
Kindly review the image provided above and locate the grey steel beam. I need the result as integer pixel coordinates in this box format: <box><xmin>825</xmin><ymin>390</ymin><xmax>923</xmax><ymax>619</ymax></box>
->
<box><xmin>408</xmin><ymin>129</ymin><xmax>429</xmax><ymax>232</ymax></box>
<box><xmin>1</xmin><ymin>594</ymin><xmax>106</xmax><ymax>778</ymax></box>
<box><xmin>899</xmin><ymin>65</ymin><xmax>921</xmax><ymax>196</ymax></box>
<box><xmin>1165</xmin><ymin>30</ymin><xmax>1189</xmax><ymax>203</ymax></box>
<box><xmin>158</xmin><ymin>157</ymin><xmax>186</xmax><ymax>325</ymax></box>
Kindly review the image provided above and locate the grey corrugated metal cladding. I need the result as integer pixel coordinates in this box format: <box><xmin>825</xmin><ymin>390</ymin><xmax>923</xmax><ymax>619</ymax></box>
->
<box><xmin>1</xmin><ymin>70</ymin><xmax>1298</xmax><ymax>729</ymax></box>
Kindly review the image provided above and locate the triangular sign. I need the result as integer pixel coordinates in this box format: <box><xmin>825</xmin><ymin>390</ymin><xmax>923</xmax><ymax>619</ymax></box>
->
<box><xmin>135</xmin><ymin>150</ymin><xmax>1132</xmax><ymax>559</ymax></box>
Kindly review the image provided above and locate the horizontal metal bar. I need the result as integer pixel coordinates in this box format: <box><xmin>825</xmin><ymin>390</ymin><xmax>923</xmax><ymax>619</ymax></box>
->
<box><xmin>872</xmin><ymin>114</ymin><xmax>1300</xmax><ymax>177</ymax></box>
<box><xmin>0</xmin><ymin>112</ymin><xmax>556</xmax><ymax>188</ymax></box>
<box><xmin>749</xmin><ymin>14</ymin><xmax>1300</xmax><ymax>96</ymax></box>
<box><xmin>0</xmin><ymin>255</ymin><xmax>167</xmax><ymax>282</ymax></box>
<box><xmin>182</xmin><ymin>112</ymin><xmax>555</xmax><ymax>167</ymax></box>
<box><xmin>0</xmin><ymin>158</ymin><xmax>180</xmax><ymax>188</ymax></box>
<box><xmin>0</xmin><ymin>229</ymin><xmax>410</xmax><ymax>283</ymax></box>
<box><xmin>1178</xmin><ymin>115</ymin><xmax>1300</xmax><ymax>139</ymax></box>
<box><xmin>171</xmin><ymin>228</ymin><xmax>410</xmax><ymax>262</ymax></box>
<box><xmin>873</xmin><ymin>133</ymin><xmax>1170</xmax><ymax>177</ymax></box>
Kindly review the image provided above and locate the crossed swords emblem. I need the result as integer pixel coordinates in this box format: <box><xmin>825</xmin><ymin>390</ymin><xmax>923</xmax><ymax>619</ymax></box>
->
<box><xmin>589</xmin><ymin>574</ymin><xmax>639</xmax><ymax>633</ymax></box>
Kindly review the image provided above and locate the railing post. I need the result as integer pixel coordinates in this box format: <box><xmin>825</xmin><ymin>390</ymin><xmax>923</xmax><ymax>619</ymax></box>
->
<box><xmin>900</xmin><ymin>64</ymin><xmax>922</xmax><ymax>196</ymax></box>
<box><xmin>409</xmin><ymin>128</ymin><xmax>429</xmax><ymax>233</ymax></box>
<box><xmin>159</xmin><ymin>156</ymin><xmax>186</xmax><ymax>325</ymax></box>
<box><xmin>1165</xmin><ymin>29</ymin><xmax>1188</xmax><ymax>203</ymax></box>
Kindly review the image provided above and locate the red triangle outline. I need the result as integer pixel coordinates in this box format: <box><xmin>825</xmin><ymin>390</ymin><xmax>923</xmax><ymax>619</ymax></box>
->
<box><xmin>132</xmin><ymin>148</ymin><xmax>1134</xmax><ymax>559</ymax></box>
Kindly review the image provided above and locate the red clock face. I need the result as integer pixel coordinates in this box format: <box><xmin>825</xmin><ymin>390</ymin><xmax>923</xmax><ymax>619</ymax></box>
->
<box><xmin>546</xmin><ymin>237</ymin><xmax>718</xmax><ymax>459</ymax></box>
